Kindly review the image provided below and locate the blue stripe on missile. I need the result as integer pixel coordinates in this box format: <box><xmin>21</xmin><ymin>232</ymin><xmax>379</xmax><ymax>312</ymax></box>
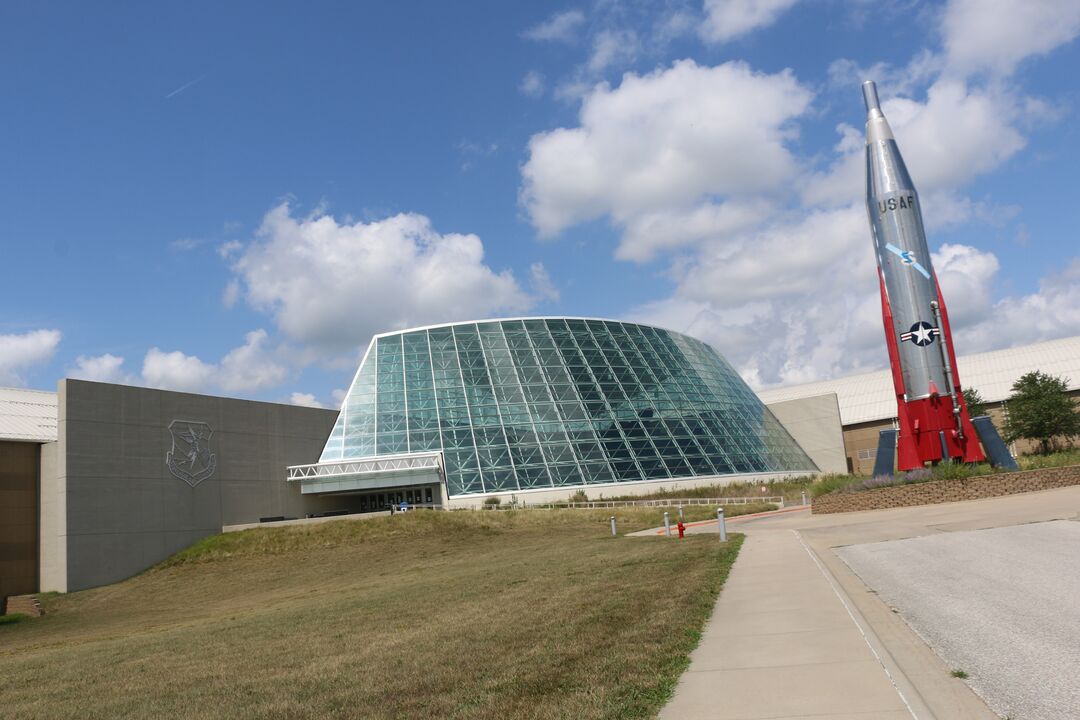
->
<box><xmin>885</xmin><ymin>243</ymin><xmax>931</xmax><ymax>279</ymax></box>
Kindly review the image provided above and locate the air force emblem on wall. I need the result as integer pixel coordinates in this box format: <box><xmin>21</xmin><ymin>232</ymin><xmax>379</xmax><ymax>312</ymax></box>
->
<box><xmin>166</xmin><ymin>420</ymin><xmax>217</xmax><ymax>487</ymax></box>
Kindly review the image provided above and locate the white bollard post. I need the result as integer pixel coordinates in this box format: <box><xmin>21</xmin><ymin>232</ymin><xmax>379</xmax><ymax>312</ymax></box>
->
<box><xmin>801</xmin><ymin>491</ymin><xmax>808</xmax><ymax>506</ymax></box>
<box><xmin>717</xmin><ymin>507</ymin><xmax>727</xmax><ymax>542</ymax></box>
<box><xmin>678</xmin><ymin>505</ymin><xmax>684</xmax><ymax>521</ymax></box>
<box><xmin>610</xmin><ymin>516</ymin><xmax>617</xmax><ymax>536</ymax></box>
<box><xmin>664</xmin><ymin>511</ymin><xmax>671</xmax><ymax>537</ymax></box>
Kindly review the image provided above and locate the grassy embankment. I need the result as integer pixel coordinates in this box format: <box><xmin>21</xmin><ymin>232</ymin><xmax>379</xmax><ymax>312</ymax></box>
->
<box><xmin>0</xmin><ymin>508</ymin><xmax>748</xmax><ymax>720</ymax></box>
<box><xmin>594</xmin><ymin>476</ymin><xmax>820</xmax><ymax>505</ymax></box>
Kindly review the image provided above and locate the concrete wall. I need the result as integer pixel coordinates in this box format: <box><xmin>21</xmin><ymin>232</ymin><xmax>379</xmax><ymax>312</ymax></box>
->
<box><xmin>841</xmin><ymin>419</ymin><xmax>891</xmax><ymax>476</ymax></box>
<box><xmin>38</xmin><ymin>441</ymin><xmax>64</xmax><ymax>593</ymax></box>
<box><xmin>41</xmin><ymin>379</ymin><xmax>363</xmax><ymax>593</ymax></box>
<box><xmin>0</xmin><ymin>440</ymin><xmax>39</xmax><ymax>600</ymax></box>
<box><xmin>765</xmin><ymin>394</ymin><xmax>847</xmax><ymax>475</ymax></box>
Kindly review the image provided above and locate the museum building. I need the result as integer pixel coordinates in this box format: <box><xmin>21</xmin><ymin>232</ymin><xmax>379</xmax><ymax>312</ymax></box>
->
<box><xmin>1</xmin><ymin>317</ymin><xmax>824</xmax><ymax>600</ymax></box>
<box><xmin>293</xmin><ymin>318</ymin><xmax>817</xmax><ymax>504</ymax></box>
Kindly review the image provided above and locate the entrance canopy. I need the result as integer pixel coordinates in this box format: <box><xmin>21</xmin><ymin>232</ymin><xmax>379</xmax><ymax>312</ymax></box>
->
<box><xmin>287</xmin><ymin>451</ymin><xmax>444</xmax><ymax>497</ymax></box>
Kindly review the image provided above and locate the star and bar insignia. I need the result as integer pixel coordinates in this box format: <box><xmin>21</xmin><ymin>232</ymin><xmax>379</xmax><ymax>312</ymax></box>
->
<box><xmin>900</xmin><ymin>321</ymin><xmax>940</xmax><ymax>347</ymax></box>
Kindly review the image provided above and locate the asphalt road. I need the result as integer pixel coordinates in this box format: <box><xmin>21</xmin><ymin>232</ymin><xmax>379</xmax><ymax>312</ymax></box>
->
<box><xmin>837</xmin><ymin>520</ymin><xmax>1080</xmax><ymax>720</ymax></box>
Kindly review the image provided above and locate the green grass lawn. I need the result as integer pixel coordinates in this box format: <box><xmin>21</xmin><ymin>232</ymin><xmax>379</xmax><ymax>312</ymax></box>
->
<box><xmin>0</xmin><ymin>509</ymin><xmax>744</xmax><ymax>720</ymax></box>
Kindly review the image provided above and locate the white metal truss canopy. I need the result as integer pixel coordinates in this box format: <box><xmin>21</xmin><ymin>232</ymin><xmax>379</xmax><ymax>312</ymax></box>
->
<box><xmin>287</xmin><ymin>451</ymin><xmax>443</xmax><ymax>495</ymax></box>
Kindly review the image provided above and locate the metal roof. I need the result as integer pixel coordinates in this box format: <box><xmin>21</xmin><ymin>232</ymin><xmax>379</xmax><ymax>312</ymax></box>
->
<box><xmin>0</xmin><ymin>387</ymin><xmax>58</xmax><ymax>443</ymax></box>
<box><xmin>371</xmin><ymin>316</ymin><xmax>678</xmax><ymax>339</ymax></box>
<box><xmin>757</xmin><ymin>335</ymin><xmax>1080</xmax><ymax>427</ymax></box>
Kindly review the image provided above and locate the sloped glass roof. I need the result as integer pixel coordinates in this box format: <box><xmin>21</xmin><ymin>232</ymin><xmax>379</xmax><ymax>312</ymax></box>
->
<box><xmin>320</xmin><ymin>318</ymin><xmax>816</xmax><ymax>497</ymax></box>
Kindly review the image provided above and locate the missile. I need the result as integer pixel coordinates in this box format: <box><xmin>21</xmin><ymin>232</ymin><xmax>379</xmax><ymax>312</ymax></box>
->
<box><xmin>862</xmin><ymin>80</ymin><xmax>984</xmax><ymax>470</ymax></box>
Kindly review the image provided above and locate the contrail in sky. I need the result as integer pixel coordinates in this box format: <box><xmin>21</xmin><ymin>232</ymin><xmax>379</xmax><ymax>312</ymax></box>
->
<box><xmin>165</xmin><ymin>74</ymin><xmax>206</xmax><ymax>99</ymax></box>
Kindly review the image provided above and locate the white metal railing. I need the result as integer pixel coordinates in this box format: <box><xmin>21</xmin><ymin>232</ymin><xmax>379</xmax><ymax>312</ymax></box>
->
<box><xmin>287</xmin><ymin>452</ymin><xmax>442</xmax><ymax>482</ymax></box>
<box><xmin>488</xmin><ymin>496</ymin><xmax>785</xmax><ymax>510</ymax></box>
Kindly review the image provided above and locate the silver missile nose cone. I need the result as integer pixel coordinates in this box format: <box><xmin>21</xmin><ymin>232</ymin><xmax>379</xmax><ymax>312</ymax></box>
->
<box><xmin>863</xmin><ymin>80</ymin><xmax>893</xmax><ymax>144</ymax></box>
<box><xmin>862</xmin><ymin>80</ymin><xmax>881</xmax><ymax>113</ymax></box>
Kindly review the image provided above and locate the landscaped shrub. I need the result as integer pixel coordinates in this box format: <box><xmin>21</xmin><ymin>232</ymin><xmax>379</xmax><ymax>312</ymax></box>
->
<box><xmin>855</xmin><ymin>475</ymin><xmax>897</xmax><ymax>492</ymax></box>
<box><xmin>1019</xmin><ymin>448</ymin><xmax>1080</xmax><ymax>470</ymax></box>
<box><xmin>900</xmin><ymin>467</ymin><xmax>934</xmax><ymax>484</ymax></box>
<box><xmin>809</xmin><ymin>474</ymin><xmax>860</xmax><ymax>497</ymax></box>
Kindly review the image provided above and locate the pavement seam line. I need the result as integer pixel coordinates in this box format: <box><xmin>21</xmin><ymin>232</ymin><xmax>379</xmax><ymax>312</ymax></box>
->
<box><xmin>791</xmin><ymin>529</ymin><xmax>922</xmax><ymax>720</ymax></box>
<box><xmin>683</xmin><ymin>657</ymin><xmax>890</xmax><ymax>673</ymax></box>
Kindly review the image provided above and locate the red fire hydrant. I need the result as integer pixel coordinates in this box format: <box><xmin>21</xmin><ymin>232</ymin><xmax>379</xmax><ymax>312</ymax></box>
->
<box><xmin>677</xmin><ymin>520</ymin><xmax>686</xmax><ymax>539</ymax></box>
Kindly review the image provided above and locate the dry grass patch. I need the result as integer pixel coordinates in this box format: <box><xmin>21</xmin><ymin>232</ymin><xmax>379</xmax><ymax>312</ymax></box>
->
<box><xmin>601</xmin><ymin>477</ymin><xmax>817</xmax><ymax>504</ymax></box>
<box><xmin>0</xmin><ymin>510</ymin><xmax>743</xmax><ymax>720</ymax></box>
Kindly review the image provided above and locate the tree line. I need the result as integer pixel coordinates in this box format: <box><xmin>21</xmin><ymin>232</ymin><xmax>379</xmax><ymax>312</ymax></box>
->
<box><xmin>963</xmin><ymin>371</ymin><xmax>1080</xmax><ymax>454</ymax></box>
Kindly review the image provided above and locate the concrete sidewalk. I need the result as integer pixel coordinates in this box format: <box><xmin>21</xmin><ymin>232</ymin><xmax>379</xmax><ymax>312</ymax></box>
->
<box><xmin>656</xmin><ymin>486</ymin><xmax>1080</xmax><ymax>719</ymax></box>
<box><xmin>658</xmin><ymin>528</ymin><xmax>915</xmax><ymax>720</ymax></box>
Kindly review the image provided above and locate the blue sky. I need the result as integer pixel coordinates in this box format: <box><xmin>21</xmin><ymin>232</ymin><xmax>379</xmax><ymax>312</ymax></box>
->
<box><xmin>2</xmin><ymin>0</ymin><xmax>1078</xmax><ymax>406</ymax></box>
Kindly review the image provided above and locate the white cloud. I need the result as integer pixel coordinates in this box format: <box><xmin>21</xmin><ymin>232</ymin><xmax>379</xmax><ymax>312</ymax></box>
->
<box><xmin>628</xmin><ymin>204</ymin><xmax>886</xmax><ymax>388</ymax></box>
<box><xmin>871</xmin><ymin>82</ymin><xmax>1027</xmax><ymax>189</ymax></box>
<box><xmin>630</xmin><ymin>283</ymin><xmax>888</xmax><ymax>390</ymax></box>
<box><xmin>456</xmin><ymin>139</ymin><xmax>499</xmax><ymax>171</ymax></box>
<box><xmin>530</xmin><ymin>262</ymin><xmax>560</xmax><ymax>303</ymax></box>
<box><xmin>587</xmin><ymin>29</ymin><xmax>639</xmax><ymax>73</ymax></box>
<box><xmin>222</xmin><ymin>278</ymin><xmax>241</xmax><ymax>308</ymax></box>
<box><xmin>932</xmin><ymin>243</ymin><xmax>999</xmax><ymax>328</ymax></box>
<box><xmin>217</xmin><ymin>240</ymin><xmax>242</xmax><ymax>259</ymax></box>
<box><xmin>518</xmin><ymin>2</ymin><xmax>1080</xmax><ymax>388</ymax></box>
<box><xmin>954</xmin><ymin>257</ymin><xmax>1080</xmax><ymax>353</ymax></box>
<box><xmin>827</xmin><ymin>52</ymin><xmax>941</xmax><ymax>102</ymax></box>
<box><xmin>634</xmin><ymin>235</ymin><xmax>1080</xmax><ymax>389</ymax></box>
<box><xmin>941</xmin><ymin>0</ymin><xmax>1080</xmax><ymax>78</ymax></box>
<box><xmin>523</xmin><ymin>10</ymin><xmax>586</xmax><ymax>42</ymax></box>
<box><xmin>142</xmin><ymin>348</ymin><xmax>216</xmax><ymax>393</ymax></box>
<box><xmin>519</xmin><ymin>70</ymin><xmax>545</xmax><ymax>98</ymax></box>
<box><xmin>816</xmin><ymin>0</ymin><xmax>1080</xmax><ymax>209</ymax></box>
<box><xmin>219</xmin><ymin>329</ymin><xmax>288</xmax><ymax>393</ymax></box>
<box><xmin>654</xmin><ymin>10</ymin><xmax>696</xmax><ymax>45</ymax></box>
<box><xmin>522</xmin><ymin>59</ymin><xmax>813</xmax><ymax>256</ymax></box>
<box><xmin>680</xmin><ymin>205</ymin><xmax>870</xmax><ymax>305</ymax></box>
<box><xmin>805</xmin><ymin>80</ymin><xmax>1028</xmax><ymax>209</ymax></box>
<box><xmin>170</xmin><ymin>237</ymin><xmax>203</xmax><ymax>251</ymax></box>
<box><xmin>552</xmin><ymin>78</ymin><xmax>593</xmax><ymax>104</ymax></box>
<box><xmin>331</xmin><ymin>387</ymin><xmax>347</xmax><ymax>406</ymax></box>
<box><xmin>136</xmin><ymin>329</ymin><xmax>286</xmax><ymax>395</ymax></box>
<box><xmin>0</xmin><ymin>329</ymin><xmax>61</xmax><ymax>386</ymax></box>
<box><xmin>289</xmin><ymin>392</ymin><xmax>324</xmax><ymax>408</ymax></box>
<box><xmin>69</xmin><ymin>353</ymin><xmax>132</xmax><ymax>384</ymax></box>
<box><xmin>699</xmin><ymin>0</ymin><xmax>799</xmax><ymax>44</ymax></box>
<box><xmin>230</xmin><ymin>204</ymin><xmax>532</xmax><ymax>351</ymax></box>
<box><xmin>618</xmin><ymin>197</ymin><xmax>774</xmax><ymax>262</ymax></box>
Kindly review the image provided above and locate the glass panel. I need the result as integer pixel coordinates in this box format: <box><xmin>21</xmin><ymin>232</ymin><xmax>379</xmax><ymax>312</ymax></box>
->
<box><xmin>319</xmin><ymin>319</ymin><xmax>817</xmax><ymax>498</ymax></box>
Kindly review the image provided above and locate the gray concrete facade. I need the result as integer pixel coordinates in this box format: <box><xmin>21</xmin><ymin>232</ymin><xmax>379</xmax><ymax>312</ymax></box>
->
<box><xmin>38</xmin><ymin>440</ymin><xmax>63</xmax><ymax>593</ymax></box>
<box><xmin>39</xmin><ymin>379</ymin><xmax>363</xmax><ymax>593</ymax></box>
<box><xmin>765</xmin><ymin>393</ymin><xmax>847</xmax><ymax>475</ymax></box>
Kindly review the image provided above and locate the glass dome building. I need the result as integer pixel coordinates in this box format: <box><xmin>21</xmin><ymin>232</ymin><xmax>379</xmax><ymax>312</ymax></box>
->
<box><xmin>294</xmin><ymin>318</ymin><xmax>816</xmax><ymax>502</ymax></box>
